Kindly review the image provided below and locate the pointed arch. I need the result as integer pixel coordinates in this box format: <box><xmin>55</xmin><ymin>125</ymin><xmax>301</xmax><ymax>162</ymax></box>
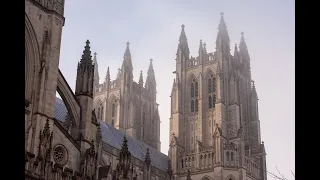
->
<box><xmin>25</xmin><ymin>12</ymin><xmax>41</xmax><ymax>103</ymax></box>
<box><xmin>201</xmin><ymin>175</ymin><xmax>213</xmax><ymax>180</ymax></box>
<box><xmin>225</xmin><ymin>174</ymin><xmax>236</xmax><ymax>180</ymax></box>
<box><xmin>187</xmin><ymin>72</ymin><xmax>198</xmax><ymax>83</ymax></box>
<box><xmin>204</xmin><ymin>67</ymin><xmax>214</xmax><ymax>78</ymax></box>
<box><xmin>207</xmin><ymin>68</ymin><xmax>217</xmax><ymax>110</ymax></box>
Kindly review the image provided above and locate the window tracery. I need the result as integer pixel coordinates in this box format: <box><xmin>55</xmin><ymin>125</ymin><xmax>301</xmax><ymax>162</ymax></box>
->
<box><xmin>53</xmin><ymin>145</ymin><xmax>68</xmax><ymax>165</ymax></box>
<box><xmin>190</xmin><ymin>78</ymin><xmax>199</xmax><ymax>113</ymax></box>
<box><xmin>111</xmin><ymin>102</ymin><xmax>117</xmax><ymax>126</ymax></box>
<box><xmin>208</xmin><ymin>74</ymin><xmax>217</xmax><ymax>109</ymax></box>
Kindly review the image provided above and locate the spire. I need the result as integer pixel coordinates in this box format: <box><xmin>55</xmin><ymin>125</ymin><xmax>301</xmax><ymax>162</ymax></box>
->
<box><xmin>93</xmin><ymin>52</ymin><xmax>98</xmax><ymax>64</ymax></box>
<box><xmin>144</xmin><ymin>148</ymin><xmax>151</xmax><ymax>169</ymax></box>
<box><xmin>121</xmin><ymin>136</ymin><xmax>129</xmax><ymax>153</ymax></box>
<box><xmin>203</xmin><ymin>42</ymin><xmax>207</xmax><ymax>54</ymax></box>
<box><xmin>239</xmin><ymin>32</ymin><xmax>251</xmax><ymax>61</ymax></box>
<box><xmin>124</xmin><ymin>41</ymin><xmax>131</xmax><ymax>57</ymax></box>
<box><xmin>218</xmin><ymin>12</ymin><xmax>227</xmax><ymax>31</ymax></box>
<box><xmin>234</xmin><ymin>43</ymin><xmax>239</xmax><ymax>57</ymax></box>
<box><xmin>198</xmin><ymin>39</ymin><xmax>203</xmax><ymax>53</ymax></box>
<box><xmin>80</xmin><ymin>40</ymin><xmax>93</xmax><ymax>65</ymax></box>
<box><xmin>252</xmin><ymin>80</ymin><xmax>257</xmax><ymax>97</ymax></box>
<box><xmin>119</xmin><ymin>136</ymin><xmax>131</xmax><ymax>164</ymax></box>
<box><xmin>75</xmin><ymin>40</ymin><xmax>95</xmax><ymax>97</ymax></box>
<box><xmin>146</xmin><ymin>59</ymin><xmax>156</xmax><ymax>89</ymax></box>
<box><xmin>216</xmin><ymin>13</ymin><xmax>230</xmax><ymax>52</ymax></box>
<box><xmin>139</xmin><ymin>70</ymin><xmax>144</xmax><ymax>85</ymax></box>
<box><xmin>118</xmin><ymin>136</ymin><xmax>131</xmax><ymax>178</ymax></box>
<box><xmin>93</xmin><ymin>52</ymin><xmax>100</xmax><ymax>88</ymax></box>
<box><xmin>147</xmin><ymin>58</ymin><xmax>154</xmax><ymax>75</ymax></box>
<box><xmin>186</xmin><ymin>169</ymin><xmax>191</xmax><ymax>180</ymax></box>
<box><xmin>171</xmin><ymin>78</ymin><xmax>176</xmax><ymax>93</ymax></box>
<box><xmin>239</xmin><ymin>32</ymin><xmax>247</xmax><ymax>51</ymax></box>
<box><xmin>122</xmin><ymin>41</ymin><xmax>133</xmax><ymax>69</ymax></box>
<box><xmin>116</xmin><ymin>68</ymin><xmax>121</xmax><ymax>79</ymax></box>
<box><xmin>106</xmin><ymin>66</ymin><xmax>110</xmax><ymax>81</ymax></box>
<box><xmin>177</xmin><ymin>24</ymin><xmax>190</xmax><ymax>58</ymax></box>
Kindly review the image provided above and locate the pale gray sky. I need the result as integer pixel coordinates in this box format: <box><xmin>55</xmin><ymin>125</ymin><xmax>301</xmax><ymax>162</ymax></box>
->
<box><xmin>58</xmin><ymin>0</ymin><xmax>294</xmax><ymax>178</ymax></box>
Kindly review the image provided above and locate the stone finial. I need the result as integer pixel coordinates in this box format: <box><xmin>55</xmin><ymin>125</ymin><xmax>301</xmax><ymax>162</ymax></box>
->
<box><xmin>80</xmin><ymin>40</ymin><xmax>92</xmax><ymax>64</ymax></box>
<box><xmin>124</xmin><ymin>41</ymin><xmax>131</xmax><ymax>57</ymax></box>
<box><xmin>220</xmin><ymin>12</ymin><xmax>224</xmax><ymax>16</ymax></box>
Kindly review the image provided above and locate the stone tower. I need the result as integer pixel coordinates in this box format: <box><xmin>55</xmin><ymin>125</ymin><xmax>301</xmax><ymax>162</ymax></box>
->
<box><xmin>93</xmin><ymin>42</ymin><xmax>161</xmax><ymax>151</ymax></box>
<box><xmin>168</xmin><ymin>13</ymin><xmax>267</xmax><ymax>180</ymax></box>
<box><xmin>25</xmin><ymin>0</ymin><xmax>65</xmax><ymax>154</ymax></box>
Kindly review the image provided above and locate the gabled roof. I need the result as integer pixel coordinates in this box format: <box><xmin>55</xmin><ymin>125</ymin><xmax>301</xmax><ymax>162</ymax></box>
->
<box><xmin>54</xmin><ymin>97</ymin><xmax>169</xmax><ymax>172</ymax></box>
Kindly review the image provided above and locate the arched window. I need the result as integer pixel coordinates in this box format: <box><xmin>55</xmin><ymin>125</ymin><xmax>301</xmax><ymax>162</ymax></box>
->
<box><xmin>112</xmin><ymin>103</ymin><xmax>116</xmax><ymax>118</ymax></box>
<box><xmin>191</xmin><ymin>78</ymin><xmax>199</xmax><ymax>112</ymax></box>
<box><xmin>191</xmin><ymin>100</ymin><xmax>195</xmax><ymax>112</ymax></box>
<box><xmin>195</xmin><ymin>99</ymin><xmax>199</xmax><ymax>112</ymax></box>
<box><xmin>226</xmin><ymin>152</ymin><xmax>230</xmax><ymax>161</ymax></box>
<box><xmin>97</xmin><ymin>107</ymin><xmax>101</xmax><ymax>119</ymax></box>
<box><xmin>111</xmin><ymin>103</ymin><xmax>117</xmax><ymax>127</ymax></box>
<box><xmin>100</xmin><ymin>105</ymin><xmax>104</xmax><ymax>119</ymax></box>
<box><xmin>231</xmin><ymin>152</ymin><xmax>234</xmax><ymax>161</ymax></box>
<box><xmin>191</xmin><ymin>83</ymin><xmax>195</xmax><ymax>98</ymax></box>
<box><xmin>208</xmin><ymin>74</ymin><xmax>217</xmax><ymax>109</ymax></box>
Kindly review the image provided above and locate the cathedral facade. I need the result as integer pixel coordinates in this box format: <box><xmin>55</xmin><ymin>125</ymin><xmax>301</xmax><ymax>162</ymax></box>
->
<box><xmin>168</xmin><ymin>13</ymin><xmax>267</xmax><ymax>180</ymax></box>
<box><xmin>92</xmin><ymin>42</ymin><xmax>161</xmax><ymax>151</ymax></box>
<box><xmin>25</xmin><ymin>0</ymin><xmax>267</xmax><ymax>180</ymax></box>
<box><xmin>25</xmin><ymin>1</ymin><xmax>168</xmax><ymax>180</ymax></box>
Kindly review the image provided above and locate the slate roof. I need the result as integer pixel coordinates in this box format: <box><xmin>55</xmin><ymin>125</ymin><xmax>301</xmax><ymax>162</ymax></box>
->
<box><xmin>54</xmin><ymin>97</ymin><xmax>168</xmax><ymax>172</ymax></box>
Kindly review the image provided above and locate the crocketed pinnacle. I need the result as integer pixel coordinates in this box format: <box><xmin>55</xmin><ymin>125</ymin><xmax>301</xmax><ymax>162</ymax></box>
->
<box><xmin>121</xmin><ymin>136</ymin><xmax>129</xmax><ymax>153</ymax></box>
<box><xmin>198</xmin><ymin>39</ymin><xmax>203</xmax><ymax>53</ymax></box>
<box><xmin>93</xmin><ymin>52</ymin><xmax>98</xmax><ymax>64</ymax></box>
<box><xmin>144</xmin><ymin>148</ymin><xmax>151</xmax><ymax>168</ymax></box>
<box><xmin>80</xmin><ymin>40</ymin><xmax>92</xmax><ymax>64</ymax></box>
<box><xmin>216</xmin><ymin>13</ymin><xmax>230</xmax><ymax>51</ymax></box>
<box><xmin>203</xmin><ymin>42</ymin><xmax>207</xmax><ymax>54</ymax></box>
<box><xmin>124</xmin><ymin>41</ymin><xmax>131</xmax><ymax>57</ymax></box>
<box><xmin>218</xmin><ymin>12</ymin><xmax>227</xmax><ymax>31</ymax></box>
<box><xmin>106</xmin><ymin>66</ymin><xmax>110</xmax><ymax>80</ymax></box>
<box><xmin>252</xmin><ymin>80</ymin><xmax>257</xmax><ymax>97</ymax></box>
<box><xmin>239</xmin><ymin>32</ymin><xmax>248</xmax><ymax>51</ymax></box>
<box><xmin>139</xmin><ymin>70</ymin><xmax>143</xmax><ymax>85</ymax></box>
<box><xmin>178</xmin><ymin>24</ymin><xmax>189</xmax><ymax>53</ymax></box>
<box><xmin>147</xmin><ymin>58</ymin><xmax>154</xmax><ymax>75</ymax></box>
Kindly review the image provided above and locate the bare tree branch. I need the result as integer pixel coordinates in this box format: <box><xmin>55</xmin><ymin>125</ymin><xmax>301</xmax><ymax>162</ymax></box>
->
<box><xmin>276</xmin><ymin>166</ymin><xmax>288</xmax><ymax>180</ymax></box>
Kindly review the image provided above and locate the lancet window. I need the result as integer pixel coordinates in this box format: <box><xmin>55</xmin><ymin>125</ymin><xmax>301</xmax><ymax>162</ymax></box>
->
<box><xmin>190</xmin><ymin>78</ymin><xmax>199</xmax><ymax>112</ymax></box>
<box><xmin>208</xmin><ymin>73</ymin><xmax>217</xmax><ymax>109</ymax></box>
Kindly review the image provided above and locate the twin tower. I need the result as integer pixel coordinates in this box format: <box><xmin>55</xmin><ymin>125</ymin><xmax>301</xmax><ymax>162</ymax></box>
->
<box><xmin>92</xmin><ymin>42</ymin><xmax>160</xmax><ymax>151</ymax></box>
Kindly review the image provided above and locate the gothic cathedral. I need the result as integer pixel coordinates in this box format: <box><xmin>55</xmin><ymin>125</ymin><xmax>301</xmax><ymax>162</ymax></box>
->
<box><xmin>25</xmin><ymin>0</ymin><xmax>267</xmax><ymax>178</ymax></box>
<box><xmin>168</xmin><ymin>13</ymin><xmax>267</xmax><ymax>180</ymax></box>
<box><xmin>92</xmin><ymin>42</ymin><xmax>161</xmax><ymax>151</ymax></box>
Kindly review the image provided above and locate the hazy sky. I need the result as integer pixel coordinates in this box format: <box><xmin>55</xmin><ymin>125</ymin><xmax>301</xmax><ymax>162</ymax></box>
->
<box><xmin>58</xmin><ymin>0</ymin><xmax>294</xmax><ymax>178</ymax></box>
